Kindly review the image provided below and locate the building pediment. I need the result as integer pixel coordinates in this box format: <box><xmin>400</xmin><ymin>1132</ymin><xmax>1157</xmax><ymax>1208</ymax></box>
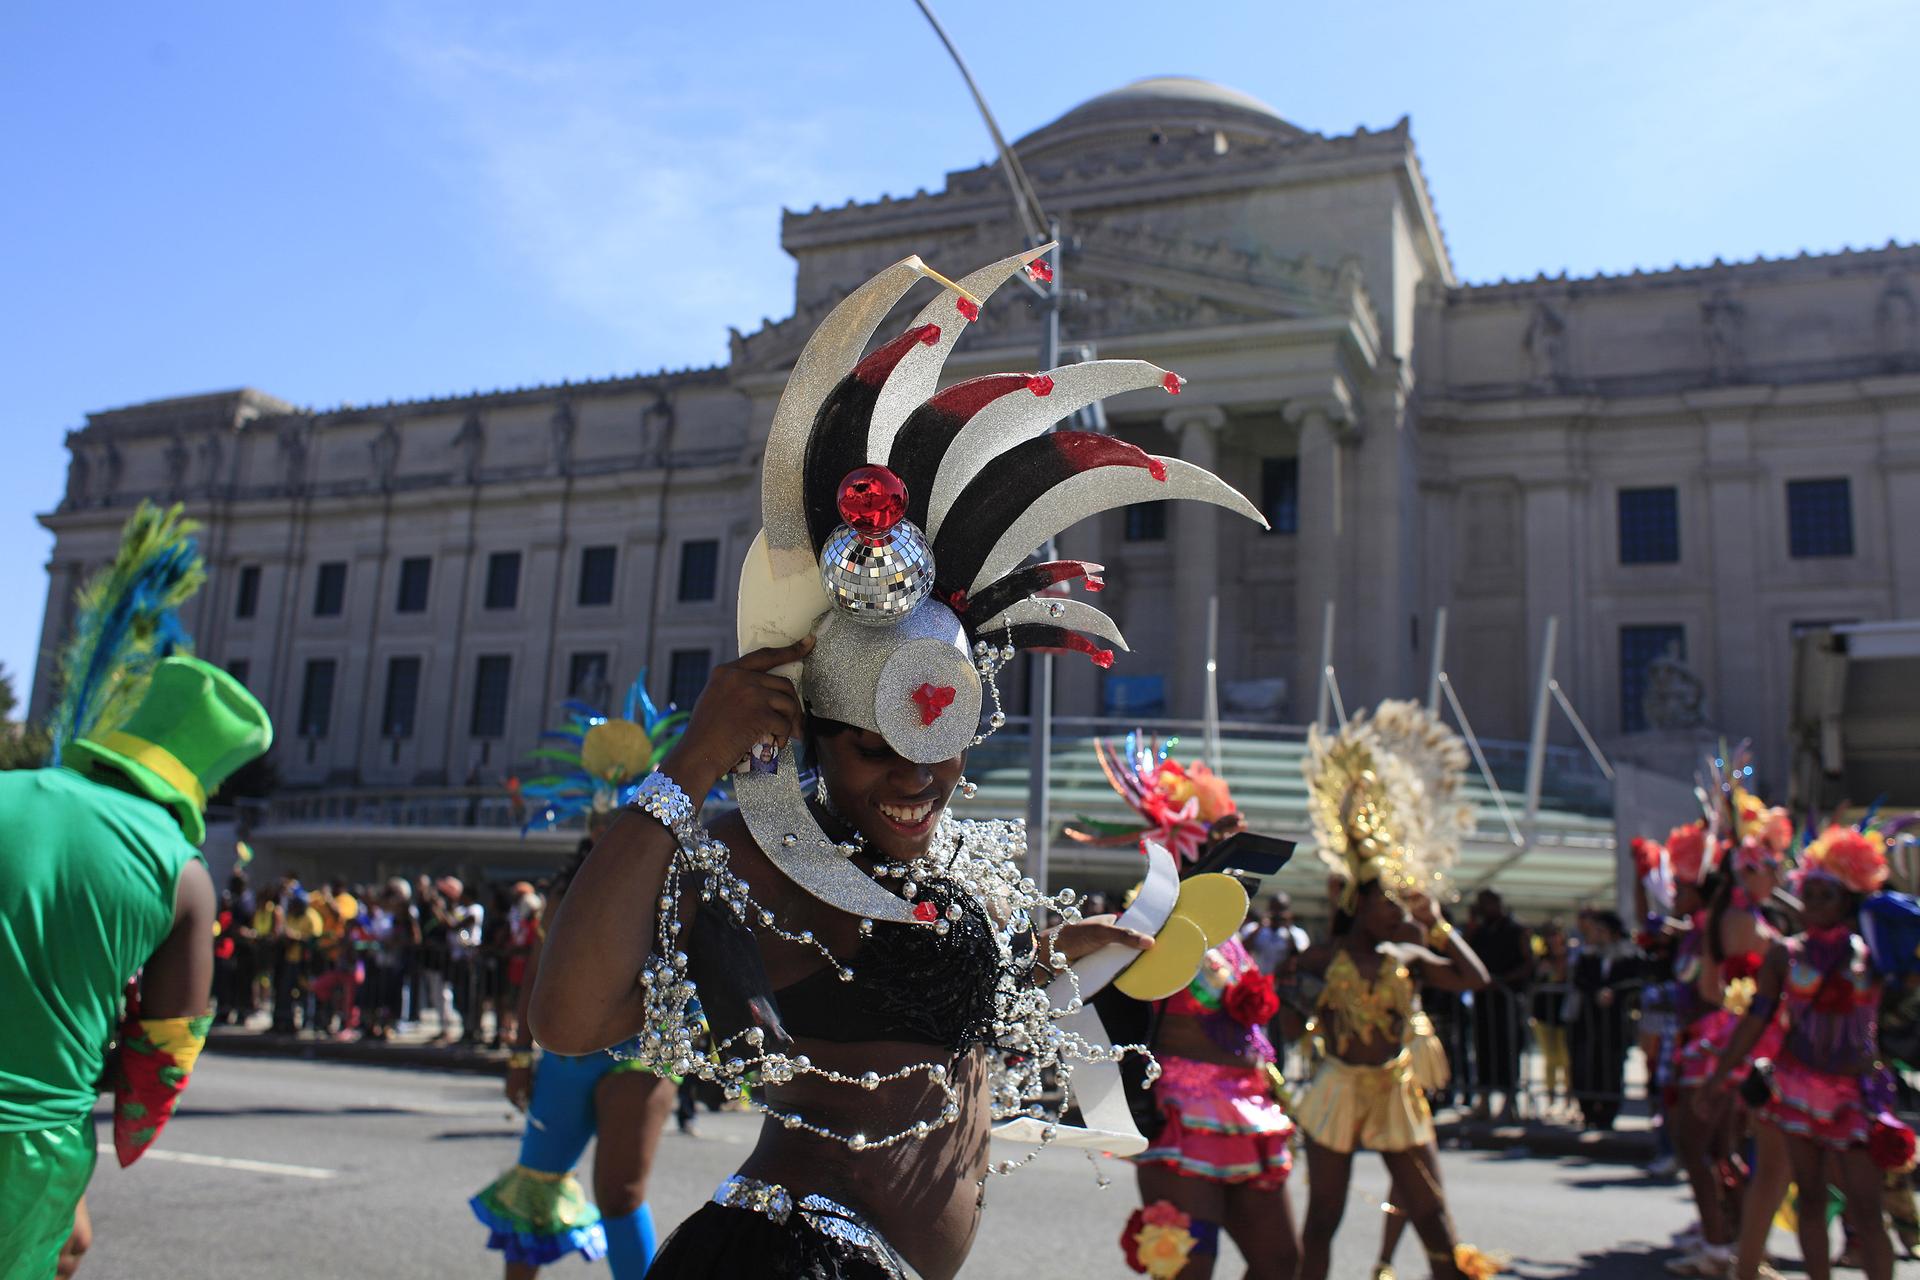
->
<box><xmin>729</xmin><ymin>221</ymin><xmax>1380</xmax><ymax>378</ymax></box>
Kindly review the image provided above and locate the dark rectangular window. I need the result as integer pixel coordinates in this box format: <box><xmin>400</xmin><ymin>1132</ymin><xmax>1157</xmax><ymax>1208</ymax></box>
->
<box><xmin>1261</xmin><ymin>457</ymin><xmax>1299</xmax><ymax>535</ymax></box>
<box><xmin>484</xmin><ymin>552</ymin><xmax>521</xmax><ymax>610</ymax></box>
<box><xmin>381</xmin><ymin>656</ymin><xmax>422</xmax><ymax>739</ymax></box>
<box><xmin>470</xmin><ymin>655</ymin><xmax>512</xmax><ymax>737</ymax></box>
<box><xmin>396</xmin><ymin>557</ymin><xmax>431</xmax><ymax>613</ymax></box>
<box><xmin>578</xmin><ymin>545</ymin><xmax>617</xmax><ymax>607</ymax></box>
<box><xmin>1619</xmin><ymin>624</ymin><xmax>1685</xmax><ymax>734</ymax></box>
<box><xmin>668</xmin><ymin>649</ymin><xmax>711</xmax><ymax>711</ymax></box>
<box><xmin>298</xmin><ymin>658</ymin><xmax>337</xmax><ymax>738</ymax></box>
<box><xmin>1787</xmin><ymin>478</ymin><xmax>1854</xmax><ymax>558</ymax></box>
<box><xmin>1618</xmin><ymin>486</ymin><xmax>1680</xmax><ymax>564</ymax></box>
<box><xmin>677</xmin><ymin>539</ymin><xmax>719</xmax><ymax>602</ymax></box>
<box><xmin>313</xmin><ymin>562</ymin><xmax>347</xmax><ymax>617</ymax></box>
<box><xmin>568</xmin><ymin>652</ymin><xmax>609</xmax><ymax>700</ymax></box>
<box><xmin>235</xmin><ymin>565</ymin><xmax>260</xmax><ymax>619</ymax></box>
<box><xmin>1124</xmin><ymin>502</ymin><xmax>1168</xmax><ymax>542</ymax></box>
<box><xmin>226</xmin><ymin>659</ymin><xmax>250</xmax><ymax>687</ymax></box>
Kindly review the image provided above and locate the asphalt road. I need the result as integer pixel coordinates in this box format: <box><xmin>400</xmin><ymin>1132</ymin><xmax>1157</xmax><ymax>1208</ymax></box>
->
<box><xmin>70</xmin><ymin>1054</ymin><xmax>1905</xmax><ymax>1278</ymax></box>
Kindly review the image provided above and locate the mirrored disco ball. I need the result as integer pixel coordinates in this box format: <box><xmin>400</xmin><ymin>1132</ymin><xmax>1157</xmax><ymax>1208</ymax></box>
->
<box><xmin>819</xmin><ymin>520</ymin><xmax>934</xmax><ymax>625</ymax></box>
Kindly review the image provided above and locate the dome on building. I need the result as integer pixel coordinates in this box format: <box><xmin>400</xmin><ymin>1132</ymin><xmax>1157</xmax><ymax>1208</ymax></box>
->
<box><xmin>1013</xmin><ymin>75</ymin><xmax>1305</xmax><ymax>160</ymax></box>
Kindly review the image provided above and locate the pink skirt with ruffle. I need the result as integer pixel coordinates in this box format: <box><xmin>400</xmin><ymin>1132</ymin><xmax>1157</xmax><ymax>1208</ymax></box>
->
<box><xmin>1761</xmin><ymin>1055</ymin><xmax>1870</xmax><ymax>1150</ymax></box>
<box><xmin>1675</xmin><ymin>1007</ymin><xmax>1783</xmax><ymax>1089</ymax></box>
<box><xmin>1136</xmin><ymin>1055</ymin><xmax>1293</xmax><ymax>1188</ymax></box>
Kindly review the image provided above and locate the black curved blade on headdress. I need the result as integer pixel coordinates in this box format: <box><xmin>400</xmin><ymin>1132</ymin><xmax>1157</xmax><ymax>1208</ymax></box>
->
<box><xmin>931</xmin><ymin>433</ymin><xmax>1166</xmax><ymax>600</ymax></box>
<box><xmin>1002</xmin><ymin>623</ymin><xmax>1116</xmax><ymax>669</ymax></box>
<box><xmin>800</xmin><ymin>323</ymin><xmax>941</xmax><ymax>549</ymax></box>
<box><xmin>955</xmin><ymin>559</ymin><xmax>1104</xmax><ymax>626</ymax></box>
<box><xmin>887</xmin><ymin>374</ymin><xmax>1037</xmax><ymax>532</ymax></box>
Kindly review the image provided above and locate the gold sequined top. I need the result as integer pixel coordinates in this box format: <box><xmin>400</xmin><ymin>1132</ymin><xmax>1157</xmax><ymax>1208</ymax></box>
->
<box><xmin>1316</xmin><ymin>949</ymin><xmax>1414</xmax><ymax>1056</ymax></box>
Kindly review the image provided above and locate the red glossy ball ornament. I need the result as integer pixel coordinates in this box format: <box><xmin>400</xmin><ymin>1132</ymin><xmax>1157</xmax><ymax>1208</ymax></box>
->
<box><xmin>837</xmin><ymin>465</ymin><xmax>909</xmax><ymax>538</ymax></box>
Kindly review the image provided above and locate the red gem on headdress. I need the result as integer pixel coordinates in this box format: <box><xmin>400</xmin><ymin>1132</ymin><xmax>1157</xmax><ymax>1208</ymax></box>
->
<box><xmin>1162</xmin><ymin>372</ymin><xmax>1185</xmax><ymax>395</ymax></box>
<box><xmin>911</xmin><ymin>683</ymin><xmax>957</xmax><ymax>726</ymax></box>
<box><xmin>945</xmin><ymin>588</ymin><xmax>969</xmax><ymax>611</ymax></box>
<box><xmin>836</xmin><ymin>465</ymin><xmax>909</xmax><ymax>538</ymax></box>
<box><xmin>956</xmin><ymin>297</ymin><xmax>980</xmax><ymax>322</ymax></box>
<box><xmin>919</xmin><ymin>325</ymin><xmax>941</xmax><ymax>345</ymax></box>
<box><xmin>1025</xmin><ymin>257</ymin><xmax>1054</xmax><ymax>283</ymax></box>
<box><xmin>1083</xmin><ymin>574</ymin><xmax>1105</xmax><ymax>591</ymax></box>
<box><xmin>1027</xmin><ymin>375</ymin><xmax>1055</xmax><ymax>396</ymax></box>
<box><xmin>912</xmin><ymin>900</ymin><xmax>939</xmax><ymax>923</ymax></box>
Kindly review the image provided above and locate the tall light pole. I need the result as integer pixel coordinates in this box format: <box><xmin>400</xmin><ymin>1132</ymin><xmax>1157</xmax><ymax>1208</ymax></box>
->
<box><xmin>913</xmin><ymin>0</ymin><xmax>1066</xmax><ymax>891</ymax></box>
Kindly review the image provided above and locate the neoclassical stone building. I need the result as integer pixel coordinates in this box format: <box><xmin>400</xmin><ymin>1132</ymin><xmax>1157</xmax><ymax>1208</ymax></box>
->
<box><xmin>34</xmin><ymin>77</ymin><xmax>1920</xmax><ymax>808</ymax></box>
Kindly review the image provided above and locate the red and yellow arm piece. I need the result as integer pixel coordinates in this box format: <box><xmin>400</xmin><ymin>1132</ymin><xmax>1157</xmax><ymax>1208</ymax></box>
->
<box><xmin>113</xmin><ymin>1011</ymin><xmax>212</xmax><ymax>1167</ymax></box>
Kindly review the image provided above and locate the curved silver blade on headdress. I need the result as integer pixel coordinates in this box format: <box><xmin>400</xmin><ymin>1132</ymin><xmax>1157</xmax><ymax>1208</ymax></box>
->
<box><xmin>733</xmin><ymin>743</ymin><xmax>923</xmax><ymax>924</ymax></box>
<box><xmin>763</xmin><ymin>256</ymin><xmax>959</xmax><ymax>574</ymax></box>
<box><xmin>976</xmin><ymin>598</ymin><xmax>1129</xmax><ymax>651</ymax></box>
<box><xmin>967</xmin><ymin>457</ymin><xmax>1267</xmax><ymax>594</ymax></box>
<box><xmin>867</xmin><ymin>244</ymin><xmax>1054</xmax><ymax>463</ymax></box>
<box><xmin>924</xmin><ymin>360</ymin><xmax>1171</xmax><ymax>539</ymax></box>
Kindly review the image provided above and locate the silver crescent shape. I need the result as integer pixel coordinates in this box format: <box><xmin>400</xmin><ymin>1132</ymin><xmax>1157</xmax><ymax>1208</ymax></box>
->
<box><xmin>867</xmin><ymin>243</ymin><xmax>1055</xmax><ymax>465</ymax></box>
<box><xmin>967</xmin><ymin>457</ymin><xmax>1268</xmax><ymax>595</ymax></box>
<box><xmin>976</xmin><ymin>598</ymin><xmax>1130</xmax><ymax>651</ymax></box>
<box><xmin>762</xmin><ymin>256</ymin><xmax>937</xmax><ymax>574</ymax></box>
<box><xmin>732</xmin><ymin>742</ymin><xmax>922</xmax><ymax>924</ymax></box>
<box><xmin>924</xmin><ymin>360</ymin><xmax>1171</xmax><ymax>539</ymax></box>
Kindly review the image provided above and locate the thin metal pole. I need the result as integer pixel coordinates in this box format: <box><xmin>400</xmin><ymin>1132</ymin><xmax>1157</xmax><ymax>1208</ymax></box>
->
<box><xmin>1426</xmin><ymin>605</ymin><xmax>1449</xmax><ymax>714</ymax></box>
<box><xmin>1024</xmin><ymin>228</ymin><xmax>1062</xmax><ymax>893</ymax></box>
<box><xmin>1521</xmin><ymin>615</ymin><xmax>1559</xmax><ymax>847</ymax></box>
<box><xmin>911</xmin><ymin>0</ymin><xmax>1046</xmax><ymax>242</ymax></box>
<box><xmin>1314</xmin><ymin>599</ymin><xmax>1336</xmax><ymax>729</ymax></box>
<box><xmin>1549</xmin><ymin>679</ymin><xmax>1615</xmax><ymax>780</ymax></box>
<box><xmin>1204</xmin><ymin>595</ymin><xmax>1222</xmax><ymax>772</ymax></box>
<box><xmin>1440</xmin><ymin>672</ymin><xmax>1526</xmax><ymax>848</ymax></box>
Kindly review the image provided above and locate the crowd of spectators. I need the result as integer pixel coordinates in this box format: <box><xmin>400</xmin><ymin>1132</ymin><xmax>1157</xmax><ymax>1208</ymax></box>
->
<box><xmin>211</xmin><ymin>868</ymin><xmax>547</xmax><ymax>1045</ymax></box>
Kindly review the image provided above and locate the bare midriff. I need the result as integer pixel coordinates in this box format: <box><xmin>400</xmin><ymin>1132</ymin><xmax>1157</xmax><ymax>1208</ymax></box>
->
<box><xmin>1155</xmin><ymin>1012</ymin><xmax>1268</xmax><ymax>1069</ymax></box>
<box><xmin>741</xmin><ymin>1040</ymin><xmax>990</xmax><ymax>1280</ymax></box>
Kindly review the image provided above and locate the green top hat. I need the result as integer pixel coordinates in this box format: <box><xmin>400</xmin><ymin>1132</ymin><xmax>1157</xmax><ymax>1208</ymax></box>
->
<box><xmin>64</xmin><ymin>655</ymin><xmax>273</xmax><ymax>845</ymax></box>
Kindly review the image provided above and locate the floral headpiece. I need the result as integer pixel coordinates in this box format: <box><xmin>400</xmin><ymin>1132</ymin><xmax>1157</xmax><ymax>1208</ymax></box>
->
<box><xmin>1798</xmin><ymin>825</ymin><xmax>1890</xmax><ymax>896</ymax></box>
<box><xmin>1730</xmin><ymin>783</ymin><xmax>1792</xmax><ymax>874</ymax></box>
<box><xmin>1065</xmin><ymin>732</ymin><xmax>1236</xmax><ymax>865</ymax></box>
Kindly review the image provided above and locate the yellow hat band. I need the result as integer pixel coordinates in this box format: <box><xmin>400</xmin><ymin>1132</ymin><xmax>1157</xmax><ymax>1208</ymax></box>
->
<box><xmin>96</xmin><ymin>731</ymin><xmax>207</xmax><ymax>812</ymax></box>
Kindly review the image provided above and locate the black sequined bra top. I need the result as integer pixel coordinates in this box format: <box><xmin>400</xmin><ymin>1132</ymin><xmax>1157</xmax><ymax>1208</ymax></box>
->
<box><xmin>773</xmin><ymin>875</ymin><xmax>1007</xmax><ymax>1052</ymax></box>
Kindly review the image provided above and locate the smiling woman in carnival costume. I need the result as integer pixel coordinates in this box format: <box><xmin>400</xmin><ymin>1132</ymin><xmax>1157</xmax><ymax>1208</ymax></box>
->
<box><xmin>1070</xmin><ymin>736</ymin><xmax>1298</xmax><ymax>1279</ymax></box>
<box><xmin>471</xmin><ymin>678</ymin><xmax>692</xmax><ymax>1277</ymax></box>
<box><xmin>1663</xmin><ymin>748</ymin><xmax>1791</xmax><ymax>1278</ymax></box>
<box><xmin>1703</xmin><ymin>821</ymin><xmax>1915</xmax><ymax>1280</ymax></box>
<box><xmin>1292</xmin><ymin>701</ymin><xmax>1497</xmax><ymax>1280</ymax></box>
<box><xmin>531</xmin><ymin>245</ymin><xmax>1266</xmax><ymax>1280</ymax></box>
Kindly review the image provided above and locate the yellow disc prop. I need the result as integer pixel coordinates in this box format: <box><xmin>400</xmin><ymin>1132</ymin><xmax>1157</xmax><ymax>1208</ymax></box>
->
<box><xmin>1114</xmin><ymin>915</ymin><xmax>1210</xmax><ymax>1001</ymax></box>
<box><xmin>1171</xmin><ymin>873</ymin><xmax>1249</xmax><ymax>948</ymax></box>
<box><xmin>580</xmin><ymin>719</ymin><xmax>653</xmax><ymax>782</ymax></box>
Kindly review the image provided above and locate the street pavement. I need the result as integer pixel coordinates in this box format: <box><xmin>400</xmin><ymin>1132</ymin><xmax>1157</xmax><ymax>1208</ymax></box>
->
<box><xmin>72</xmin><ymin>1054</ymin><xmax>1903</xmax><ymax>1278</ymax></box>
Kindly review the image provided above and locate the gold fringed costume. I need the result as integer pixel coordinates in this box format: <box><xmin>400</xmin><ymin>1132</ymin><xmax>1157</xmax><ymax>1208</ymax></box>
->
<box><xmin>1295</xmin><ymin>952</ymin><xmax>1433</xmax><ymax>1154</ymax></box>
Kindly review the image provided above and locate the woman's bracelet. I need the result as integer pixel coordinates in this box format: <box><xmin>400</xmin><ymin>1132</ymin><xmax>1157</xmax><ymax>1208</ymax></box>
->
<box><xmin>507</xmin><ymin>1050</ymin><xmax>536</xmax><ymax>1069</ymax></box>
<box><xmin>631</xmin><ymin>770</ymin><xmax>701</xmax><ymax>846</ymax></box>
<box><xmin>1427</xmin><ymin>920</ymin><xmax>1454</xmax><ymax>950</ymax></box>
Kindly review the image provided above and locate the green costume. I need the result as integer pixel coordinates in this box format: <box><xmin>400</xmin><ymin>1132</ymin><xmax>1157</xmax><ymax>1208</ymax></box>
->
<box><xmin>0</xmin><ymin>657</ymin><xmax>270</xmax><ymax>1279</ymax></box>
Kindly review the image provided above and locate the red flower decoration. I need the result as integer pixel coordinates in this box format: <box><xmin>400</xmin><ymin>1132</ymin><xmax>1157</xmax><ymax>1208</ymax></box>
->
<box><xmin>1629</xmin><ymin>836</ymin><xmax>1665</xmax><ymax>877</ymax></box>
<box><xmin>1224</xmin><ymin>970</ymin><xmax>1280</xmax><ymax>1026</ymax></box>
<box><xmin>1872</xmin><ymin>1113</ymin><xmax>1917</xmax><ymax>1172</ymax></box>
<box><xmin>912</xmin><ymin>900</ymin><xmax>939</xmax><ymax>923</ymax></box>
<box><xmin>1665</xmin><ymin>823</ymin><xmax>1711</xmax><ymax>883</ymax></box>
<box><xmin>1120</xmin><ymin>1207</ymin><xmax>1148</xmax><ymax>1272</ymax></box>
<box><xmin>911</xmin><ymin>683</ymin><xmax>957</xmax><ymax>726</ymax></box>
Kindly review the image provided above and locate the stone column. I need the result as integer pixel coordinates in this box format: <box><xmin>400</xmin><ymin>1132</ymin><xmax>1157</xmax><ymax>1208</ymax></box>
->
<box><xmin>1168</xmin><ymin>406</ymin><xmax>1226</xmax><ymax>720</ymax></box>
<box><xmin>1291</xmin><ymin>407</ymin><xmax>1343</xmax><ymax>722</ymax></box>
<box><xmin>1520</xmin><ymin>477</ymin><xmax>1579</xmax><ymax>738</ymax></box>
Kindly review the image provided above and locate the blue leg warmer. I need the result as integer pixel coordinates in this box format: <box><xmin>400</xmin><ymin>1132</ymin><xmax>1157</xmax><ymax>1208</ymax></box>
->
<box><xmin>601</xmin><ymin>1201</ymin><xmax>656</xmax><ymax>1278</ymax></box>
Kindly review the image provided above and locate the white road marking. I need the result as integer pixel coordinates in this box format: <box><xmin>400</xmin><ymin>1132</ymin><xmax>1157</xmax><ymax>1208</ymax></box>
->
<box><xmin>99</xmin><ymin>1145</ymin><xmax>338</xmax><ymax>1180</ymax></box>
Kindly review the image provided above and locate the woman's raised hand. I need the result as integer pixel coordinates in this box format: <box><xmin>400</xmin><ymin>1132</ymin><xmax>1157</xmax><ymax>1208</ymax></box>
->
<box><xmin>661</xmin><ymin>636</ymin><xmax>815</xmax><ymax>795</ymax></box>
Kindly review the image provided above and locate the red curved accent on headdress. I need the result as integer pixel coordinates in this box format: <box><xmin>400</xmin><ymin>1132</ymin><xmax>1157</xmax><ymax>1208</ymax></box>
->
<box><xmin>1046</xmin><ymin>432</ymin><xmax>1167</xmax><ymax>482</ymax></box>
<box><xmin>960</xmin><ymin>560</ymin><xmax>1105</xmax><ymax>631</ymax></box>
<box><xmin>852</xmin><ymin>324</ymin><xmax>942</xmax><ymax>386</ymax></box>
<box><xmin>925</xmin><ymin>373</ymin><xmax>1035</xmax><ymax>421</ymax></box>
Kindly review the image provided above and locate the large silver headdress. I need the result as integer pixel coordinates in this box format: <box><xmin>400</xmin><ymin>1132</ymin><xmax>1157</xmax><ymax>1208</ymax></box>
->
<box><xmin>735</xmin><ymin>245</ymin><xmax>1266</xmax><ymax>921</ymax></box>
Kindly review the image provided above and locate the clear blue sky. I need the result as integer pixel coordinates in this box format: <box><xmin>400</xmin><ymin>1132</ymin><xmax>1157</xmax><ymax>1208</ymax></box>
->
<box><xmin>4</xmin><ymin>0</ymin><xmax>1915</xmax><ymax>703</ymax></box>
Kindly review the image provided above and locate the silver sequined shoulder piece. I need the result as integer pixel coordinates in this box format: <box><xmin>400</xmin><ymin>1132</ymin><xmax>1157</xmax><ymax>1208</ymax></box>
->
<box><xmin>967</xmin><ymin>456</ymin><xmax>1267</xmax><ymax>595</ymax></box>
<box><xmin>733</xmin><ymin>741</ymin><xmax>922</xmax><ymax>924</ymax></box>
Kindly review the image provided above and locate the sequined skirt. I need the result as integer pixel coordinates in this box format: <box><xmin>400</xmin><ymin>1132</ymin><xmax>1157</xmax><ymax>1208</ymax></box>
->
<box><xmin>648</xmin><ymin>1175</ymin><xmax>919</xmax><ymax>1279</ymax></box>
<box><xmin>1136</xmin><ymin>1054</ymin><xmax>1294</xmax><ymax>1188</ymax></box>
<box><xmin>1293</xmin><ymin>1049</ymin><xmax>1434</xmax><ymax>1155</ymax></box>
<box><xmin>1760</xmin><ymin>1055</ymin><xmax>1870</xmax><ymax>1150</ymax></box>
<box><xmin>1675</xmin><ymin>1006</ymin><xmax>1783</xmax><ymax>1089</ymax></box>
